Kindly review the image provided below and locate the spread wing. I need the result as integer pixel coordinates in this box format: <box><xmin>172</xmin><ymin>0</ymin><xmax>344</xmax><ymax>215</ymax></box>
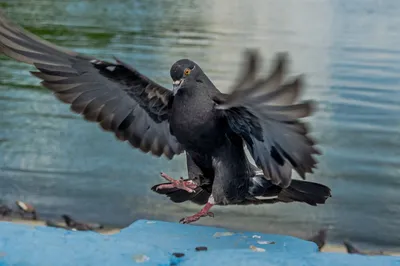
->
<box><xmin>215</xmin><ymin>50</ymin><xmax>319</xmax><ymax>188</ymax></box>
<box><xmin>0</xmin><ymin>11</ymin><xmax>184</xmax><ymax>159</ymax></box>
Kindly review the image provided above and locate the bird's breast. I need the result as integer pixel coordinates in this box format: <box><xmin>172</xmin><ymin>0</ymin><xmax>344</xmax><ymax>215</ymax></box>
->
<box><xmin>170</xmin><ymin>95</ymin><xmax>223</xmax><ymax>151</ymax></box>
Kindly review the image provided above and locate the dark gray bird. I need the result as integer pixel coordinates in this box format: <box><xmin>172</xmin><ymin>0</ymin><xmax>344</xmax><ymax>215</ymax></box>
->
<box><xmin>45</xmin><ymin>219</ymin><xmax>71</xmax><ymax>230</ymax></box>
<box><xmin>0</xmin><ymin>11</ymin><xmax>331</xmax><ymax>224</ymax></box>
<box><xmin>61</xmin><ymin>214</ymin><xmax>103</xmax><ymax>231</ymax></box>
<box><xmin>343</xmin><ymin>241</ymin><xmax>386</xmax><ymax>256</ymax></box>
<box><xmin>307</xmin><ymin>228</ymin><xmax>328</xmax><ymax>251</ymax></box>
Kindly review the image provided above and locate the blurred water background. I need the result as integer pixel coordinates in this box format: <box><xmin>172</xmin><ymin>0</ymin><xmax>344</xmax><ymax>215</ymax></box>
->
<box><xmin>0</xmin><ymin>0</ymin><xmax>400</xmax><ymax>251</ymax></box>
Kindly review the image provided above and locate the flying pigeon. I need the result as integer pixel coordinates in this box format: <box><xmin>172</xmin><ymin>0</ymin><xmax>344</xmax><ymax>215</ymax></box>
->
<box><xmin>0</xmin><ymin>11</ymin><xmax>331</xmax><ymax>224</ymax></box>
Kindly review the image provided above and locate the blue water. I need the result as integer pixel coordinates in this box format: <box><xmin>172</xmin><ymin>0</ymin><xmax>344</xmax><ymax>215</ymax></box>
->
<box><xmin>0</xmin><ymin>0</ymin><xmax>399</xmax><ymax>251</ymax></box>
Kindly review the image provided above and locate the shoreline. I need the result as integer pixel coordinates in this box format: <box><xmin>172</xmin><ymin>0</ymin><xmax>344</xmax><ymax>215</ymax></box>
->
<box><xmin>1</xmin><ymin>217</ymin><xmax>399</xmax><ymax>256</ymax></box>
<box><xmin>0</xmin><ymin>217</ymin><xmax>121</xmax><ymax>235</ymax></box>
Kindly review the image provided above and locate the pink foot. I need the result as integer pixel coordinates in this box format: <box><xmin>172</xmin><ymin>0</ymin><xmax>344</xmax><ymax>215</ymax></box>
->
<box><xmin>155</xmin><ymin>172</ymin><xmax>198</xmax><ymax>193</ymax></box>
<box><xmin>179</xmin><ymin>203</ymin><xmax>215</xmax><ymax>224</ymax></box>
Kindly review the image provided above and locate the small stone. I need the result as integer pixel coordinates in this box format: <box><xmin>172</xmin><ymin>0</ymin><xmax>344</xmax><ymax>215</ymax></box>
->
<box><xmin>257</xmin><ymin>240</ymin><xmax>275</xmax><ymax>245</ymax></box>
<box><xmin>195</xmin><ymin>246</ymin><xmax>208</xmax><ymax>251</ymax></box>
<box><xmin>133</xmin><ymin>254</ymin><xmax>150</xmax><ymax>263</ymax></box>
<box><xmin>213</xmin><ymin>232</ymin><xmax>234</xmax><ymax>237</ymax></box>
<box><xmin>172</xmin><ymin>252</ymin><xmax>185</xmax><ymax>258</ymax></box>
<box><xmin>249</xmin><ymin>245</ymin><xmax>266</xmax><ymax>252</ymax></box>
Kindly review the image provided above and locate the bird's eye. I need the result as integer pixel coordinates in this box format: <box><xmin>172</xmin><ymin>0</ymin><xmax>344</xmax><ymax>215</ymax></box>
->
<box><xmin>184</xmin><ymin>68</ymin><xmax>191</xmax><ymax>76</ymax></box>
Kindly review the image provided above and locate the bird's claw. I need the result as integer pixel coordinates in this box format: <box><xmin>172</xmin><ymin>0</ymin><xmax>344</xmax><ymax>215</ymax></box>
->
<box><xmin>179</xmin><ymin>212</ymin><xmax>214</xmax><ymax>224</ymax></box>
<box><xmin>156</xmin><ymin>172</ymin><xmax>198</xmax><ymax>193</ymax></box>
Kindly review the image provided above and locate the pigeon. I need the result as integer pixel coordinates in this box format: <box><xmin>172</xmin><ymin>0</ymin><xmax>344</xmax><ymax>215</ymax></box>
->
<box><xmin>45</xmin><ymin>219</ymin><xmax>71</xmax><ymax>230</ymax></box>
<box><xmin>61</xmin><ymin>214</ymin><xmax>103</xmax><ymax>231</ymax></box>
<box><xmin>343</xmin><ymin>241</ymin><xmax>386</xmax><ymax>256</ymax></box>
<box><xmin>0</xmin><ymin>11</ymin><xmax>331</xmax><ymax>224</ymax></box>
<box><xmin>307</xmin><ymin>228</ymin><xmax>328</xmax><ymax>251</ymax></box>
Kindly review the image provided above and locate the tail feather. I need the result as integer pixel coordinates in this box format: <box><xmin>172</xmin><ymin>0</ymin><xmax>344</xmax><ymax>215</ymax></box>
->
<box><xmin>250</xmin><ymin>175</ymin><xmax>331</xmax><ymax>206</ymax></box>
<box><xmin>278</xmin><ymin>179</ymin><xmax>331</xmax><ymax>206</ymax></box>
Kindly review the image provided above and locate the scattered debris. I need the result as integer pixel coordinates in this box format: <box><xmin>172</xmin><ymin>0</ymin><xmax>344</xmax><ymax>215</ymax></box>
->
<box><xmin>170</xmin><ymin>252</ymin><xmax>185</xmax><ymax>266</ymax></box>
<box><xmin>3</xmin><ymin>201</ymin><xmax>108</xmax><ymax>234</ymax></box>
<box><xmin>308</xmin><ymin>228</ymin><xmax>328</xmax><ymax>251</ymax></box>
<box><xmin>249</xmin><ymin>245</ymin><xmax>266</xmax><ymax>252</ymax></box>
<box><xmin>257</xmin><ymin>240</ymin><xmax>275</xmax><ymax>245</ymax></box>
<box><xmin>133</xmin><ymin>254</ymin><xmax>150</xmax><ymax>263</ymax></box>
<box><xmin>195</xmin><ymin>246</ymin><xmax>208</xmax><ymax>252</ymax></box>
<box><xmin>16</xmin><ymin>201</ymin><xmax>37</xmax><ymax>220</ymax></box>
<box><xmin>252</xmin><ymin>235</ymin><xmax>261</xmax><ymax>239</ymax></box>
<box><xmin>172</xmin><ymin>252</ymin><xmax>185</xmax><ymax>258</ymax></box>
<box><xmin>213</xmin><ymin>232</ymin><xmax>234</xmax><ymax>238</ymax></box>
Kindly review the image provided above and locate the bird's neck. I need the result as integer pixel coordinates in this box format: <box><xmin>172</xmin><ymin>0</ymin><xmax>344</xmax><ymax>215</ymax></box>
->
<box><xmin>174</xmin><ymin>76</ymin><xmax>214</xmax><ymax>108</ymax></box>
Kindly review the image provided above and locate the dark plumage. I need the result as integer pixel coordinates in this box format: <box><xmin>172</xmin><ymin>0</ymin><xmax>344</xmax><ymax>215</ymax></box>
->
<box><xmin>152</xmin><ymin>171</ymin><xmax>331</xmax><ymax>206</ymax></box>
<box><xmin>307</xmin><ymin>228</ymin><xmax>328</xmax><ymax>251</ymax></box>
<box><xmin>45</xmin><ymin>220</ymin><xmax>70</xmax><ymax>230</ymax></box>
<box><xmin>61</xmin><ymin>214</ymin><xmax>103</xmax><ymax>231</ymax></box>
<box><xmin>343</xmin><ymin>241</ymin><xmax>386</xmax><ymax>256</ymax></box>
<box><xmin>0</xmin><ymin>11</ymin><xmax>331</xmax><ymax>224</ymax></box>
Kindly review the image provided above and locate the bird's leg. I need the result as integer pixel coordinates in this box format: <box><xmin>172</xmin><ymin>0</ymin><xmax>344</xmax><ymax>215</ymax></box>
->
<box><xmin>179</xmin><ymin>196</ymin><xmax>215</xmax><ymax>224</ymax></box>
<box><xmin>155</xmin><ymin>172</ymin><xmax>198</xmax><ymax>193</ymax></box>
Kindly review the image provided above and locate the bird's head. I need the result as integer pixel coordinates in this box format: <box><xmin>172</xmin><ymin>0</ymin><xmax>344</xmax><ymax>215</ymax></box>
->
<box><xmin>170</xmin><ymin>59</ymin><xmax>202</xmax><ymax>95</ymax></box>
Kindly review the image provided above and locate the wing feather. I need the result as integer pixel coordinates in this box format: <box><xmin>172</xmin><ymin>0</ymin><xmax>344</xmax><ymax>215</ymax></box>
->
<box><xmin>0</xmin><ymin>12</ymin><xmax>184</xmax><ymax>159</ymax></box>
<box><xmin>216</xmin><ymin>51</ymin><xmax>319</xmax><ymax>187</ymax></box>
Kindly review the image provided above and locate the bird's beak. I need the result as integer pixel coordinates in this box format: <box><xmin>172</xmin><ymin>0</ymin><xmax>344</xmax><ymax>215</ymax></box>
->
<box><xmin>172</xmin><ymin>79</ymin><xmax>184</xmax><ymax>95</ymax></box>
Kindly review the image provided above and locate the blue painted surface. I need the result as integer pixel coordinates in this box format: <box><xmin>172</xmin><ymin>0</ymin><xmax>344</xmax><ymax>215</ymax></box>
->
<box><xmin>0</xmin><ymin>220</ymin><xmax>398</xmax><ymax>266</ymax></box>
